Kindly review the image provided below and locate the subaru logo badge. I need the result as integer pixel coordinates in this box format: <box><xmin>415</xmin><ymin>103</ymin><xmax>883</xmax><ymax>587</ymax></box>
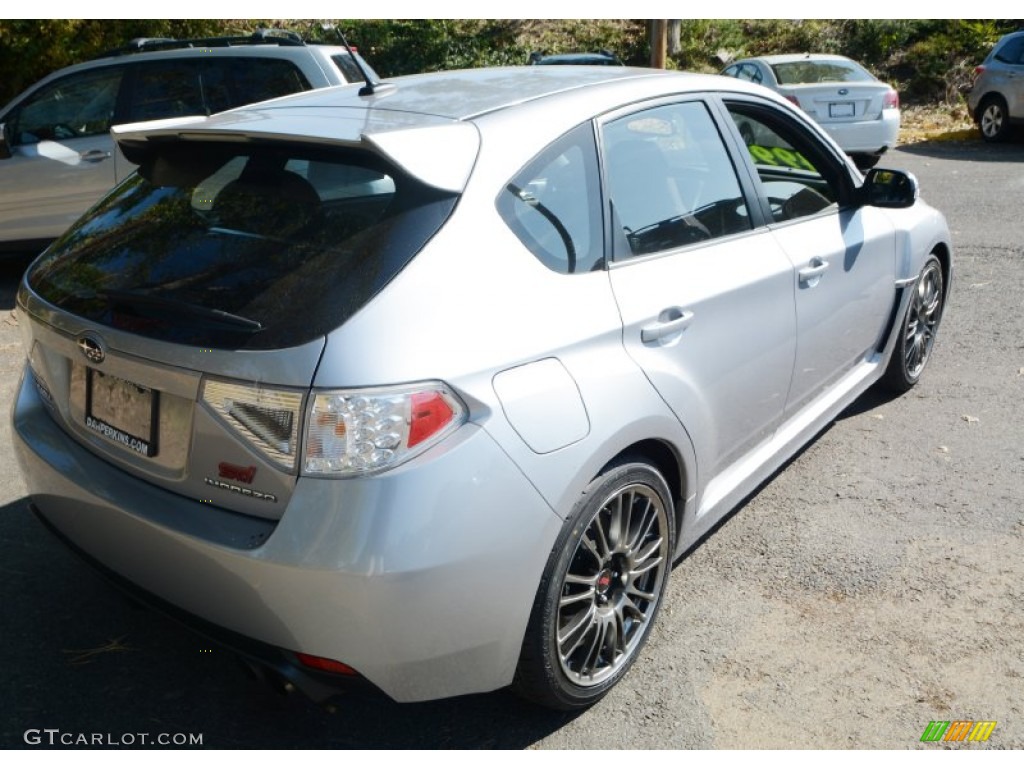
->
<box><xmin>838</xmin><ymin>88</ymin><xmax>849</xmax><ymax>96</ymax></box>
<box><xmin>77</xmin><ymin>335</ymin><xmax>105</xmax><ymax>364</ymax></box>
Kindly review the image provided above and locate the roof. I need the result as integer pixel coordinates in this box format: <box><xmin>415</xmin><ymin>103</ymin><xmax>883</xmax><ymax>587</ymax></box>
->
<box><xmin>252</xmin><ymin>66</ymin><xmax>663</xmax><ymax>121</ymax></box>
<box><xmin>112</xmin><ymin>66</ymin><xmax>772</xmax><ymax>193</ymax></box>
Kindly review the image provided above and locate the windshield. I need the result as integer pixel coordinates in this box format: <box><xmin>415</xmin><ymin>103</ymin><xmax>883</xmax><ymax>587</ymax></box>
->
<box><xmin>28</xmin><ymin>142</ymin><xmax>457</xmax><ymax>350</ymax></box>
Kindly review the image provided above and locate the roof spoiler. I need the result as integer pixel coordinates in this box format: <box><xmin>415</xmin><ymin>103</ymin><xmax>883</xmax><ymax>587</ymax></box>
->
<box><xmin>111</xmin><ymin>117</ymin><xmax>479</xmax><ymax>193</ymax></box>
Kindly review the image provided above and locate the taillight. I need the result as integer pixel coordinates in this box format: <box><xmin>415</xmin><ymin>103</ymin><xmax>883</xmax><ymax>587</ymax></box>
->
<box><xmin>304</xmin><ymin>382</ymin><xmax>466</xmax><ymax>476</ymax></box>
<box><xmin>883</xmin><ymin>89</ymin><xmax>899</xmax><ymax>110</ymax></box>
<box><xmin>784</xmin><ymin>94</ymin><xmax>801</xmax><ymax>109</ymax></box>
<box><xmin>294</xmin><ymin>652</ymin><xmax>359</xmax><ymax>676</ymax></box>
<box><xmin>201</xmin><ymin>380</ymin><xmax>304</xmax><ymax>470</ymax></box>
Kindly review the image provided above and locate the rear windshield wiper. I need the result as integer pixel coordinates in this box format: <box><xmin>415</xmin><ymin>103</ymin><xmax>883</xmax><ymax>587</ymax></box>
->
<box><xmin>75</xmin><ymin>289</ymin><xmax>264</xmax><ymax>333</ymax></box>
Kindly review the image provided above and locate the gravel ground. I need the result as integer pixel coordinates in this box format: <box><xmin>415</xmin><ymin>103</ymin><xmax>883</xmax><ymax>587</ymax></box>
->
<box><xmin>1</xmin><ymin>139</ymin><xmax>1021</xmax><ymax>750</ymax></box>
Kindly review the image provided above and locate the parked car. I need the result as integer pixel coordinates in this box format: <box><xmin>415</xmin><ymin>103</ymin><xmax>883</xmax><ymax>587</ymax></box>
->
<box><xmin>13</xmin><ymin>65</ymin><xmax>952</xmax><ymax>710</ymax></box>
<box><xmin>721</xmin><ymin>53</ymin><xmax>900</xmax><ymax>169</ymax></box>
<box><xmin>968</xmin><ymin>29</ymin><xmax>1024</xmax><ymax>142</ymax></box>
<box><xmin>0</xmin><ymin>30</ymin><xmax>378</xmax><ymax>253</ymax></box>
<box><xmin>528</xmin><ymin>50</ymin><xmax>623</xmax><ymax>66</ymax></box>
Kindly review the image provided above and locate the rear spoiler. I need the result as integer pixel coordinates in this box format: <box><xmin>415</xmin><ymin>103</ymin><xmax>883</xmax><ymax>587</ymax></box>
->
<box><xmin>111</xmin><ymin>112</ymin><xmax>480</xmax><ymax>193</ymax></box>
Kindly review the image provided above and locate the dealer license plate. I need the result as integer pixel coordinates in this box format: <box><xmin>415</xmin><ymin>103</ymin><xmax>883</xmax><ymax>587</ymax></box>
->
<box><xmin>85</xmin><ymin>369</ymin><xmax>159</xmax><ymax>457</ymax></box>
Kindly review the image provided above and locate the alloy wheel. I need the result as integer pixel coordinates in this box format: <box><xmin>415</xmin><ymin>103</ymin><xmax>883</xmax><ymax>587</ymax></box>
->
<box><xmin>555</xmin><ymin>482</ymin><xmax>670</xmax><ymax>687</ymax></box>
<box><xmin>904</xmin><ymin>260</ymin><xmax>943</xmax><ymax>379</ymax></box>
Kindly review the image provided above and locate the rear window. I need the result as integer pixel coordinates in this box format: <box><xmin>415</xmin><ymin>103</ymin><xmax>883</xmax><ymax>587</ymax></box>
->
<box><xmin>330</xmin><ymin>52</ymin><xmax>380</xmax><ymax>83</ymax></box>
<box><xmin>28</xmin><ymin>142</ymin><xmax>457</xmax><ymax>350</ymax></box>
<box><xmin>993</xmin><ymin>35</ymin><xmax>1024</xmax><ymax>65</ymax></box>
<box><xmin>771</xmin><ymin>60</ymin><xmax>875</xmax><ymax>85</ymax></box>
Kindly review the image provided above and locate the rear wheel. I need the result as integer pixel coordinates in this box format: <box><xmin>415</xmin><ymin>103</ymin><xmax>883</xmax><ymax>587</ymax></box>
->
<box><xmin>977</xmin><ymin>95</ymin><xmax>1012</xmax><ymax>142</ymax></box>
<box><xmin>513</xmin><ymin>462</ymin><xmax>675</xmax><ymax>710</ymax></box>
<box><xmin>883</xmin><ymin>255</ymin><xmax>945</xmax><ymax>392</ymax></box>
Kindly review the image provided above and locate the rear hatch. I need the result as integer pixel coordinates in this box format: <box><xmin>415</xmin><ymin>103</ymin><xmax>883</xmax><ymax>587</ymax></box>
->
<box><xmin>19</xmin><ymin>136</ymin><xmax>459</xmax><ymax>520</ymax></box>
<box><xmin>771</xmin><ymin>59</ymin><xmax>890</xmax><ymax>124</ymax></box>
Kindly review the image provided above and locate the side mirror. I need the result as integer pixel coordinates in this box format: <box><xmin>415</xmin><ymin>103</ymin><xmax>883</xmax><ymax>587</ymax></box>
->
<box><xmin>0</xmin><ymin>123</ymin><xmax>11</xmax><ymax>160</ymax></box>
<box><xmin>859</xmin><ymin>168</ymin><xmax>919</xmax><ymax>209</ymax></box>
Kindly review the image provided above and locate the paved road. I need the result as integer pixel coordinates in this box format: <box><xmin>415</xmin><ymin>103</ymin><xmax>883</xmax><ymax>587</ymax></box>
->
<box><xmin>2</xmin><ymin>139</ymin><xmax>1022</xmax><ymax>749</ymax></box>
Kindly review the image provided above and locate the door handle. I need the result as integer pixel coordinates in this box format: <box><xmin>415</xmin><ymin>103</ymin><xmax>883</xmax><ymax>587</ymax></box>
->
<box><xmin>641</xmin><ymin>310</ymin><xmax>694</xmax><ymax>343</ymax></box>
<box><xmin>79</xmin><ymin>149</ymin><xmax>112</xmax><ymax>163</ymax></box>
<box><xmin>798</xmin><ymin>258</ymin><xmax>829</xmax><ymax>284</ymax></box>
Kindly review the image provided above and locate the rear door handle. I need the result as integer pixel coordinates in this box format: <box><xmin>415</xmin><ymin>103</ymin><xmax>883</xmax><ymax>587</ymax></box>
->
<box><xmin>798</xmin><ymin>258</ymin><xmax>829</xmax><ymax>284</ymax></box>
<box><xmin>79</xmin><ymin>150</ymin><xmax>112</xmax><ymax>163</ymax></box>
<box><xmin>641</xmin><ymin>310</ymin><xmax>695</xmax><ymax>343</ymax></box>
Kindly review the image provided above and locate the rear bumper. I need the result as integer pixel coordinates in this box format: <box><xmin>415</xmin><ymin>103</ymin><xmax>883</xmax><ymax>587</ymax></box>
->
<box><xmin>822</xmin><ymin>109</ymin><xmax>901</xmax><ymax>155</ymax></box>
<box><xmin>12</xmin><ymin>369</ymin><xmax>562</xmax><ymax>703</ymax></box>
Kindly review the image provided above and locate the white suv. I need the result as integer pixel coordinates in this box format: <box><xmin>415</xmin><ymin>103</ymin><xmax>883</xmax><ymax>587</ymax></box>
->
<box><xmin>0</xmin><ymin>30</ymin><xmax>378</xmax><ymax>253</ymax></box>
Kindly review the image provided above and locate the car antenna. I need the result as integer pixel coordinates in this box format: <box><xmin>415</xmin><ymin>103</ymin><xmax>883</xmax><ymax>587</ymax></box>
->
<box><xmin>325</xmin><ymin>24</ymin><xmax>395</xmax><ymax>97</ymax></box>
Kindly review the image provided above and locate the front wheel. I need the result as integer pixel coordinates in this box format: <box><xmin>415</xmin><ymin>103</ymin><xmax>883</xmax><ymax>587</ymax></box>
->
<box><xmin>513</xmin><ymin>462</ymin><xmax>675</xmax><ymax>710</ymax></box>
<box><xmin>851</xmin><ymin>153</ymin><xmax>881</xmax><ymax>171</ymax></box>
<box><xmin>882</xmin><ymin>255</ymin><xmax>945</xmax><ymax>392</ymax></box>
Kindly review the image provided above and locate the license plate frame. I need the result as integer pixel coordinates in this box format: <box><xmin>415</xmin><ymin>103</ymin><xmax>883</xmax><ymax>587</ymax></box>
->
<box><xmin>85</xmin><ymin>368</ymin><xmax>159</xmax><ymax>458</ymax></box>
<box><xmin>829</xmin><ymin>101</ymin><xmax>855</xmax><ymax>118</ymax></box>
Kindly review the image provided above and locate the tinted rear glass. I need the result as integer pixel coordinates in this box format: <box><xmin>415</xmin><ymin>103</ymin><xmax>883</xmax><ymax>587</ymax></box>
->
<box><xmin>28</xmin><ymin>142</ymin><xmax>457</xmax><ymax>350</ymax></box>
<box><xmin>994</xmin><ymin>35</ymin><xmax>1024</xmax><ymax>65</ymax></box>
<box><xmin>771</xmin><ymin>60</ymin><xmax>875</xmax><ymax>85</ymax></box>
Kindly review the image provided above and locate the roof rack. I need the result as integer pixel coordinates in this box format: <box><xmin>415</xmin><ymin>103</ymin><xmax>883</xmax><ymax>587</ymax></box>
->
<box><xmin>99</xmin><ymin>29</ymin><xmax>306</xmax><ymax>58</ymax></box>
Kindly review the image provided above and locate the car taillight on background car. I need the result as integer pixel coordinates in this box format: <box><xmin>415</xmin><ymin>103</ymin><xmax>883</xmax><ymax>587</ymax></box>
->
<box><xmin>304</xmin><ymin>382</ymin><xmax>466</xmax><ymax>476</ymax></box>
<box><xmin>883</xmin><ymin>89</ymin><xmax>899</xmax><ymax>109</ymax></box>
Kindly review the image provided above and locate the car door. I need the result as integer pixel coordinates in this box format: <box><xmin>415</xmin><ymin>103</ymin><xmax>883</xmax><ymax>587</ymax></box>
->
<box><xmin>0</xmin><ymin>65</ymin><xmax>124</xmax><ymax>243</ymax></box>
<box><xmin>722</xmin><ymin>100</ymin><xmax>897</xmax><ymax>417</ymax></box>
<box><xmin>603</xmin><ymin>99</ymin><xmax>797</xmax><ymax>489</ymax></box>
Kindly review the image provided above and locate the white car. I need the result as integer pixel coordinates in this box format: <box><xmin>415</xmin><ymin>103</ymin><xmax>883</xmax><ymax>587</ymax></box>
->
<box><xmin>722</xmin><ymin>53</ymin><xmax>900</xmax><ymax>169</ymax></box>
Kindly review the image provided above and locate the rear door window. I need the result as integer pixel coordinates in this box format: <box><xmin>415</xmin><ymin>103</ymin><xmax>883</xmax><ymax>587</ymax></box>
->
<box><xmin>127</xmin><ymin>58</ymin><xmax>312</xmax><ymax>122</ymax></box>
<box><xmin>602</xmin><ymin>100</ymin><xmax>752</xmax><ymax>258</ymax></box>
<box><xmin>128</xmin><ymin>60</ymin><xmax>207</xmax><ymax>121</ymax></box>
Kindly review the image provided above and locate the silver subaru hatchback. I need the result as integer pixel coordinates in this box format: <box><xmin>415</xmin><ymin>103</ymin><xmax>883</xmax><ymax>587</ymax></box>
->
<box><xmin>12</xmin><ymin>66</ymin><xmax>952</xmax><ymax>710</ymax></box>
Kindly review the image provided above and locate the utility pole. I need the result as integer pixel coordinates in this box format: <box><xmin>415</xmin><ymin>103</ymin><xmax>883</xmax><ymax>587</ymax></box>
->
<box><xmin>668</xmin><ymin>19</ymin><xmax>681</xmax><ymax>56</ymax></box>
<box><xmin>650</xmin><ymin>19</ymin><xmax>667</xmax><ymax>69</ymax></box>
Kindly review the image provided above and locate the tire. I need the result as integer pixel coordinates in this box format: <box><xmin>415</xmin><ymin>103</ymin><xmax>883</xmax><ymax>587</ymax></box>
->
<box><xmin>513</xmin><ymin>461</ymin><xmax>675</xmax><ymax>710</ymax></box>
<box><xmin>882</xmin><ymin>255</ymin><xmax>945</xmax><ymax>393</ymax></box>
<box><xmin>977</xmin><ymin>95</ymin><xmax>1012</xmax><ymax>143</ymax></box>
<box><xmin>852</xmin><ymin>153</ymin><xmax>881</xmax><ymax>171</ymax></box>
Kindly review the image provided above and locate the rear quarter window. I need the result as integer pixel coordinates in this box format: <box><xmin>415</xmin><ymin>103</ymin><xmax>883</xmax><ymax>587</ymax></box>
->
<box><xmin>496</xmin><ymin>123</ymin><xmax>604</xmax><ymax>274</ymax></box>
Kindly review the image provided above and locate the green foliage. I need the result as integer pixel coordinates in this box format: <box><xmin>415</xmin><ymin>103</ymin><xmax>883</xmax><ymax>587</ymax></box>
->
<box><xmin>334</xmin><ymin>20</ymin><xmax>527</xmax><ymax>75</ymax></box>
<box><xmin>892</xmin><ymin>20</ymin><xmax>1020</xmax><ymax>102</ymax></box>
